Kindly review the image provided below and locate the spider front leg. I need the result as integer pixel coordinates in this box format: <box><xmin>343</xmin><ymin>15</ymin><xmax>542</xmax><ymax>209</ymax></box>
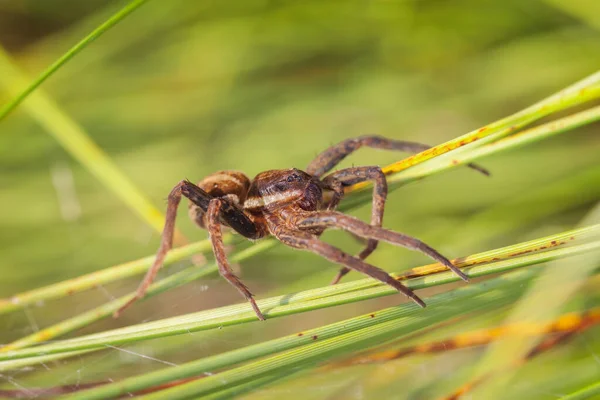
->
<box><xmin>306</xmin><ymin>134</ymin><xmax>489</xmax><ymax>178</ymax></box>
<box><xmin>296</xmin><ymin>210</ymin><xmax>469</xmax><ymax>282</ymax></box>
<box><xmin>114</xmin><ymin>180</ymin><xmax>260</xmax><ymax>318</ymax></box>
<box><xmin>114</xmin><ymin>181</ymin><xmax>188</xmax><ymax>318</ymax></box>
<box><xmin>321</xmin><ymin>166</ymin><xmax>388</xmax><ymax>284</ymax></box>
<box><xmin>206</xmin><ymin>198</ymin><xmax>265</xmax><ymax>320</ymax></box>
<box><xmin>274</xmin><ymin>228</ymin><xmax>425</xmax><ymax>308</ymax></box>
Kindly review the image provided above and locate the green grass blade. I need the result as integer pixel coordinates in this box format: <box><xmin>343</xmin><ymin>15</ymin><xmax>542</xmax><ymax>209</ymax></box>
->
<box><xmin>201</xmin><ymin>373</ymin><xmax>296</xmax><ymax>400</ymax></box>
<box><xmin>0</xmin><ymin>45</ymin><xmax>174</xmax><ymax>237</ymax></box>
<box><xmin>0</xmin><ymin>240</ymin><xmax>275</xmax><ymax>352</ymax></box>
<box><xmin>0</xmin><ymin>239</ymin><xmax>216</xmax><ymax>316</ymax></box>
<box><xmin>119</xmin><ymin>270</ymin><xmax>537</xmax><ymax>400</ymax></box>
<box><xmin>389</xmin><ymin>104</ymin><xmax>600</xmax><ymax>186</ymax></box>
<box><xmin>363</xmin><ymin>70</ymin><xmax>600</xmax><ymax>186</ymax></box>
<box><xmin>61</xmin><ymin>268</ymin><xmax>535</xmax><ymax>400</ymax></box>
<box><xmin>2</xmin><ymin>224</ymin><xmax>598</xmax><ymax>353</ymax></box>
<box><xmin>1</xmin><ymin>230</ymin><xmax>598</xmax><ymax>366</ymax></box>
<box><xmin>560</xmin><ymin>380</ymin><xmax>600</xmax><ymax>400</ymax></box>
<box><xmin>0</xmin><ymin>0</ymin><xmax>149</xmax><ymax>121</ymax></box>
<box><xmin>470</xmin><ymin>204</ymin><xmax>600</xmax><ymax>397</ymax></box>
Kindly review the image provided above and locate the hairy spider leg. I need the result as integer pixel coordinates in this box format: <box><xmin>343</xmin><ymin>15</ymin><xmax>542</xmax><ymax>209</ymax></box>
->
<box><xmin>305</xmin><ymin>134</ymin><xmax>489</xmax><ymax>178</ymax></box>
<box><xmin>306</xmin><ymin>135</ymin><xmax>486</xmax><ymax>284</ymax></box>
<box><xmin>114</xmin><ymin>180</ymin><xmax>261</xmax><ymax>318</ymax></box>
<box><xmin>321</xmin><ymin>166</ymin><xmax>389</xmax><ymax>284</ymax></box>
<box><xmin>207</xmin><ymin>198</ymin><xmax>265</xmax><ymax>320</ymax></box>
<box><xmin>273</xmin><ymin>226</ymin><xmax>425</xmax><ymax>308</ymax></box>
<box><xmin>297</xmin><ymin>211</ymin><xmax>469</xmax><ymax>282</ymax></box>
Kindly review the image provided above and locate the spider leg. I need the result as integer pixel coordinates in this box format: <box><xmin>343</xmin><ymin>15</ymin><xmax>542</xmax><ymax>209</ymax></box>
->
<box><xmin>321</xmin><ymin>166</ymin><xmax>388</xmax><ymax>284</ymax></box>
<box><xmin>114</xmin><ymin>181</ymin><xmax>187</xmax><ymax>318</ymax></box>
<box><xmin>114</xmin><ymin>180</ymin><xmax>260</xmax><ymax>318</ymax></box>
<box><xmin>206</xmin><ymin>198</ymin><xmax>265</xmax><ymax>320</ymax></box>
<box><xmin>296</xmin><ymin>211</ymin><xmax>469</xmax><ymax>282</ymax></box>
<box><xmin>306</xmin><ymin>134</ymin><xmax>489</xmax><ymax>178</ymax></box>
<box><xmin>274</xmin><ymin>228</ymin><xmax>425</xmax><ymax>308</ymax></box>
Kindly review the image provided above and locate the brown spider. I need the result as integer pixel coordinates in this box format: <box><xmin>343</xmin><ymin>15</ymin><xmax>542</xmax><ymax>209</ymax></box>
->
<box><xmin>115</xmin><ymin>135</ymin><xmax>489</xmax><ymax>320</ymax></box>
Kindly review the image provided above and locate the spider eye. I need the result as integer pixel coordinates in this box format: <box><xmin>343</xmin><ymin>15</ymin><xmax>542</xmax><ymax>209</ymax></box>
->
<box><xmin>274</xmin><ymin>183</ymin><xmax>287</xmax><ymax>192</ymax></box>
<box><xmin>286</xmin><ymin>173</ymin><xmax>302</xmax><ymax>182</ymax></box>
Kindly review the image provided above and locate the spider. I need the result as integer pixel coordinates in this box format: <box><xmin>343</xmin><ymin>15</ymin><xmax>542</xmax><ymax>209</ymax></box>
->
<box><xmin>115</xmin><ymin>135</ymin><xmax>488</xmax><ymax>320</ymax></box>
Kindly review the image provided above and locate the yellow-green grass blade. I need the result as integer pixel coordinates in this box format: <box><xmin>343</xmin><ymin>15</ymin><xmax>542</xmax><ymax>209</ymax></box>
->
<box><xmin>97</xmin><ymin>269</ymin><xmax>539</xmax><ymax>400</ymax></box>
<box><xmin>3</xmin><ymin>219</ymin><xmax>598</xmax><ymax>353</ymax></box>
<box><xmin>56</xmin><ymin>271</ymin><xmax>600</xmax><ymax>399</ymax></box>
<box><xmin>0</xmin><ymin>350</ymin><xmax>96</xmax><ymax>374</ymax></box>
<box><xmin>390</xmin><ymin>104</ymin><xmax>600</xmax><ymax>186</ymax></box>
<box><xmin>348</xmin><ymin>69</ymin><xmax>600</xmax><ymax>193</ymax></box>
<box><xmin>1</xmin><ymin>222</ymin><xmax>598</xmax><ymax>353</ymax></box>
<box><xmin>467</xmin><ymin>204</ymin><xmax>600</xmax><ymax>398</ymax></box>
<box><xmin>1</xmin><ymin>230</ymin><xmax>598</xmax><ymax>366</ymax></box>
<box><xmin>0</xmin><ymin>46</ymin><xmax>176</xmax><ymax>239</ymax></box>
<box><xmin>0</xmin><ymin>0</ymin><xmax>150</xmax><ymax>121</ymax></box>
<box><xmin>0</xmin><ymin>240</ymin><xmax>275</xmax><ymax>353</ymax></box>
<box><xmin>561</xmin><ymin>380</ymin><xmax>600</xmax><ymax>400</ymax></box>
<box><xmin>0</xmin><ymin>238</ymin><xmax>219</xmax><ymax>316</ymax></box>
<box><xmin>343</xmin><ymin>103</ymin><xmax>600</xmax><ymax>210</ymax></box>
<box><xmin>201</xmin><ymin>372</ymin><xmax>297</xmax><ymax>400</ymax></box>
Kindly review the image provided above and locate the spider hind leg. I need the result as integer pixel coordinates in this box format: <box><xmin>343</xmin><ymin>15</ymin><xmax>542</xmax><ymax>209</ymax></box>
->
<box><xmin>297</xmin><ymin>211</ymin><xmax>469</xmax><ymax>283</ymax></box>
<box><xmin>321</xmin><ymin>166</ymin><xmax>388</xmax><ymax>284</ymax></box>
<box><xmin>274</xmin><ymin>228</ymin><xmax>426</xmax><ymax>308</ymax></box>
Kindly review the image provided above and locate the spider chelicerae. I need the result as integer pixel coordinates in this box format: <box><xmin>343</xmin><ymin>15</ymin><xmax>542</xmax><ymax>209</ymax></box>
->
<box><xmin>115</xmin><ymin>135</ymin><xmax>488</xmax><ymax>320</ymax></box>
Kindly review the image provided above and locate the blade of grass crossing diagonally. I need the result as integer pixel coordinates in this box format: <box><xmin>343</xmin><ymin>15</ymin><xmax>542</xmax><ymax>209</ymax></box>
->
<box><xmin>2</xmin><ymin>235</ymin><xmax>599</xmax><ymax>365</ymax></box>
<box><xmin>0</xmin><ymin>44</ymin><xmax>185</xmax><ymax>242</ymax></box>
<box><xmin>0</xmin><ymin>238</ymin><xmax>220</xmax><ymax>316</ymax></box>
<box><xmin>347</xmin><ymin>70</ymin><xmax>600</xmax><ymax>194</ymax></box>
<box><xmin>0</xmin><ymin>239</ymin><xmax>276</xmax><ymax>352</ymax></box>
<box><xmin>0</xmin><ymin>0</ymin><xmax>150</xmax><ymax>121</ymax></box>
<box><xmin>387</xmin><ymin>104</ymin><xmax>600</xmax><ymax>187</ymax></box>
<box><xmin>3</xmin><ymin>225</ymin><xmax>598</xmax><ymax>352</ymax></box>
<box><xmin>340</xmin><ymin>104</ymin><xmax>600</xmax><ymax>211</ymax></box>
<box><xmin>129</xmin><ymin>271</ymin><xmax>539</xmax><ymax>400</ymax></box>
<box><xmin>561</xmin><ymin>381</ymin><xmax>600</xmax><ymax>400</ymax></box>
<box><xmin>464</xmin><ymin>204</ymin><xmax>600</xmax><ymax>398</ymax></box>
<box><xmin>61</xmin><ymin>268</ymin><xmax>537</xmax><ymax>400</ymax></box>
<box><xmin>325</xmin><ymin>305</ymin><xmax>600</xmax><ymax>368</ymax></box>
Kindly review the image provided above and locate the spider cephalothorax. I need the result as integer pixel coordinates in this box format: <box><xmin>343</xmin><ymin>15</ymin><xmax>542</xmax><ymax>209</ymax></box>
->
<box><xmin>115</xmin><ymin>135</ymin><xmax>488</xmax><ymax>320</ymax></box>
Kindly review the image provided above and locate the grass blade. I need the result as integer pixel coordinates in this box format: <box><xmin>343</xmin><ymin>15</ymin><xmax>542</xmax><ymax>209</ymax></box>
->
<box><xmin>1</xmin><ymin>228</ymin><xmax>598</xmax><ymax>365</ymax></box>
<box><xmin>561</xmin><ymin>381</ymin><xmax>600</xmax><ymax>400</ymax></box>
<box><xmin>119</xmin><ymin>270</ymin><xmax>537</xmax><ymax>400</ymax></box>
<box><xmin>0</xmin><ymin>0</ymin><xmax>149</xmax><ymax>121</ymax></box>
<box><xmin>0</xmin><ymin>239</ymin><xmax>216</xmax><ymax>316</ymax></box>
<box><xmin>388</xmin><ymin>104</ymin><xmax>600</xmax><ymax>186</ymax></box>
<box><xmin>2</xmin><ymin>224</ymin><xmax>598</xmax><ymax>353</ymax></box>
<box><xmin>0</xmin><ymin>43</ymin><xmax>178</xmax><ymax>238</ymax></box>
<box><xmin>346</xmin><ymin>70</ymin><xmax>600</xmax><ymax>194</ymax></box>
<box><xmin>468</xmin><ymin>204</ymin><xmax>600</xmax><ymax>398</ymax></box>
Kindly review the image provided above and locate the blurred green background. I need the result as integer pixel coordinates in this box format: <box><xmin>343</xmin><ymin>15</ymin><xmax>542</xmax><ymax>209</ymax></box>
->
<box><xmin>0</xmin><ymin>0</ymin><xmax>599</xmax><ymax>398</ymax></box>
